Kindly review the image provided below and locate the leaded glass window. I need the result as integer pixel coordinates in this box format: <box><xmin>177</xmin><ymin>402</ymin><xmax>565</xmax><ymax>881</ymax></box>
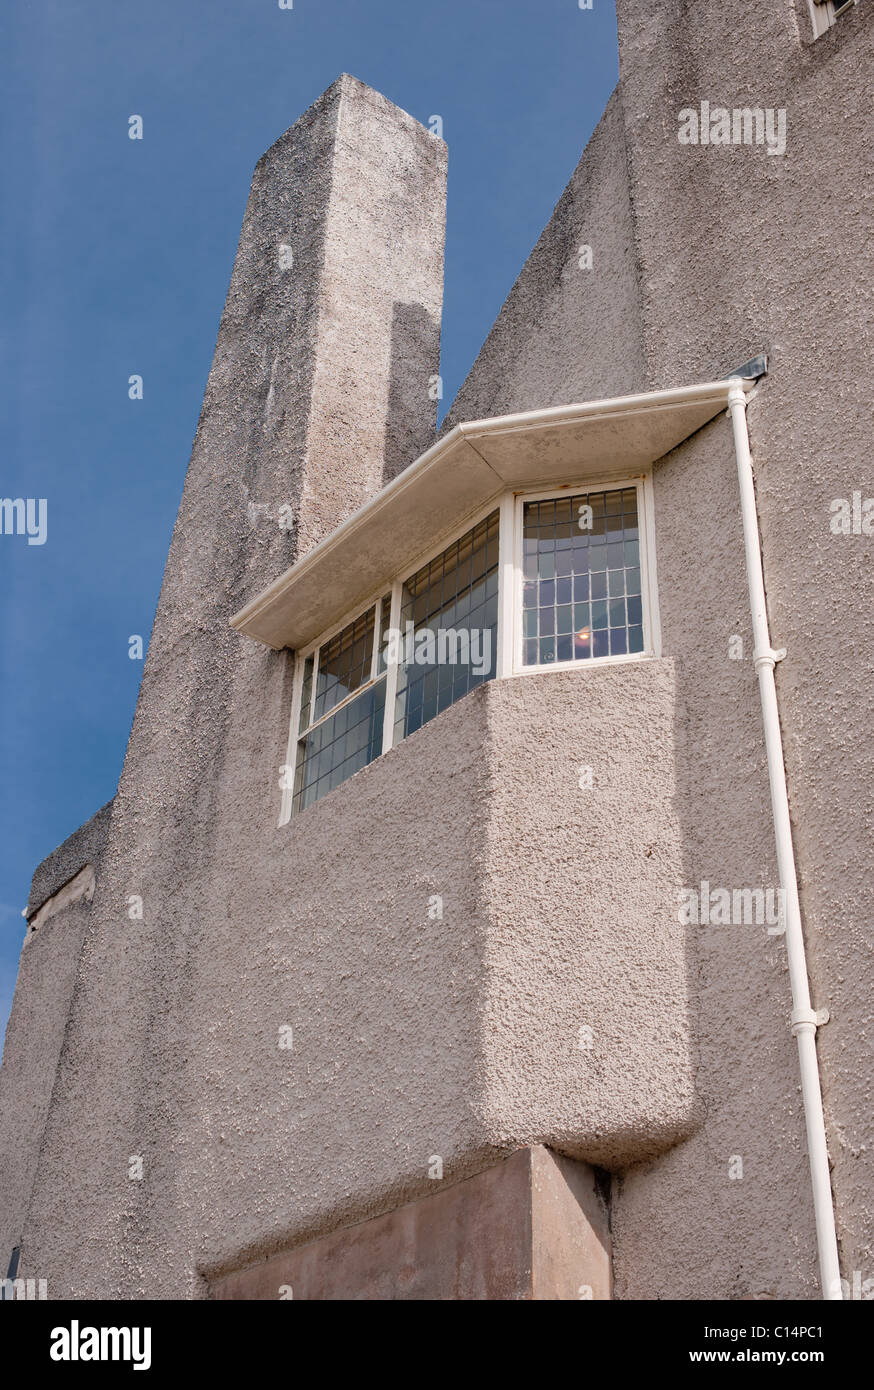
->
<box><xmin>521</xmin><ymin>487</ymin><xmax>644</xmax><ymax>666</ymax></box>
<box><xmin>293</xmin><ymin>599</ymin><xmax>389</xmax><ymax>813</ymax></box>
<box><xmin>393</xmin><ymin>511</ymin><xmax>499</xmax><ymax>742</ymax></box>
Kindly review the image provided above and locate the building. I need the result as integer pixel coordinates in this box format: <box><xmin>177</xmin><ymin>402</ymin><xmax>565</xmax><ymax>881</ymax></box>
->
<box><xmin>1</xmin><ymin>0</ymin><xmax>871</xmax><ymax>1300</ymax></box>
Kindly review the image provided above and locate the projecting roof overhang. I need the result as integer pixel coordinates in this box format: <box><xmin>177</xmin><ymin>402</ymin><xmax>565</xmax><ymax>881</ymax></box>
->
<box><xmin>231</xmin><ymin>378</ymin><xmax>752</xmax><ymax>651</ymax></box>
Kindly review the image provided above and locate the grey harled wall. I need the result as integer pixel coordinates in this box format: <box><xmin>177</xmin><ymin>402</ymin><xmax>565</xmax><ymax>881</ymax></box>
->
<box><xmin>612</xmin><ymin>422</ymin><xmax>821</xmax><ymax>1299</ymax></box>
<box><xmin>610</xmin><ymin>0</ymin><xmax>874</xmax><ymax>1296</ymax></box>
<box><xmin>24</xmin><ymin>801</ymin><xmax>113</xmax><ymax>920</ymax></box>
<box><xmin>0</xmin><ymin>806</ymin><xmax>112</xmax><ymax>1275</ymax></box>
<box><xmin>434</xmin><ymin>0</ymin><xmax>872</xmax><ymax>1299</ymax></box>
<box><xmin>299</xmin><ymin>77</ymin><xmax>447</xmax><ymax>536</ymax></box>
<box><xmin>3</xmin><ymin>76</ymin><xmax>447</xmax><ymax>1297</ymax></box>
<box><xmin>477</xmin><ymin>664</ymin><xmax>698</xmax><ymax>1168</ymax></box>
<box><xmin>9</xmin><ymin>662</ymin><xmax>694</xmax><ymax>1297</ymax></box>
<box><xmin>4</xmin><ymin>2</ymin><xmax>871</xmax><ymax>1300</ymax></box>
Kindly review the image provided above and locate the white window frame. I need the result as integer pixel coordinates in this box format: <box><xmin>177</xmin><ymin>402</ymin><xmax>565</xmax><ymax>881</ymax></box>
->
<box><xmin>280</xmin><ymin>587</ymin><xmax>390</xmax><ymax>825</ymax></box>
<box><xmin>279</xmin><ymin>474</ymin><xmax>661</xmax><ymax>825</ymax></box>
<box><xmin>279</xmin><ymin>497</ymin><xmax>501</xmax><ymax>824</ymax></box>
<box><xmin>807</xmin><ymin>0</ymin><xmax>855</xmax><ymax>38</ymax></box>
<box><xmin>510</xmin><ymin>475</ymin><xmax>661</xmax><ymax>677</ymax></box>
<box><xmin>379</xmin><ymin>494</ymin><xmax>502</xmax><ymax>756</ymax></box>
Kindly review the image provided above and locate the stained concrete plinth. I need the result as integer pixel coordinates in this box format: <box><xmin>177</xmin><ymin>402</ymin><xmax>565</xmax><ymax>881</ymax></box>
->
<box><xmin>210</xmin><ymin>1146</ymin><xmax>611</xmax><ymax>1301</ymax></box>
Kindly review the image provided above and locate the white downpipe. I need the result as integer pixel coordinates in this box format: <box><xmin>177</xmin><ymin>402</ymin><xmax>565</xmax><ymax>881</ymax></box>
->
<box><xmin>727</xmin><ymin>380</ymin><xmax>842</xmax><ymax>1301</ymax></box>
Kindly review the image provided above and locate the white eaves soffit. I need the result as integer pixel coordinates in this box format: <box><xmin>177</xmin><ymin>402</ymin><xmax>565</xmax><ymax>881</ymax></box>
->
<box><xmin>231</xmin><ymin>379</ymin><xmax>752</xmax><ymax>651</ymax></box>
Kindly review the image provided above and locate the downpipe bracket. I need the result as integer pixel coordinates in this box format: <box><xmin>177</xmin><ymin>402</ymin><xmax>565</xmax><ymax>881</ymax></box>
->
<box><xmin>791</xmin><ymin>1006</ymin><xmax>831</xmax><ymax>1037</ymax></box>
<box><xmin>754</xmin><ymin>645</ymin><xmax>787</xmax><ymax>672</ymax></box>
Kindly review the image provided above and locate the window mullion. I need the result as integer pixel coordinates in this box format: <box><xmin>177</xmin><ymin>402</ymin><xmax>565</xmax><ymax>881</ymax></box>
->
<box><xmin>497</xmin><ymin>491</ymin><xmax>517</xmax><ymax>679</ymax></box>
<box><xmin>381</xmin><ymin>580</ymin><xmax>402</xmax><ymax>754</ymax></box>
<box><xmin>641</xmin><ymin>475</ymin><xmax>661</xmax><ymax>658</ymax></box>
<box><xmin>370</xmin><ymin>600</ymin><xmax>381</xmax><ymax>683</ymax></box>
<box><xmin>309</xmin><ymin>645</ymin><xmax>320</xmax><ymax>727</ymax></box>
<box><xmin>279</xmin><ymin>652</ymin><xmax>305</xmax><ymax>827</ymax></box>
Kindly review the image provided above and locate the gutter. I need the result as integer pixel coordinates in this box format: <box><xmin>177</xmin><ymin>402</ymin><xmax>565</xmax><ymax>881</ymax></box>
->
<box><xmin>727</xmin><ymin>379</ymin><xmax>842</xmax><ymax>1300</ymax></box>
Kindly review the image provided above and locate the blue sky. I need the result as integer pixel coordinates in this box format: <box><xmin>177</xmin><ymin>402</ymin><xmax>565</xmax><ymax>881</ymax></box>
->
<box><xmin>0</xmin><ymin>0</ymin><xmax>618</xmax><ymax>1045</ymax></box>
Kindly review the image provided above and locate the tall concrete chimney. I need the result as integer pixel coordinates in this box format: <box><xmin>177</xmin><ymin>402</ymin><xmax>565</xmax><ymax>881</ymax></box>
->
<box><xmin>183</xmin><ymin>71</ymin><xmax>447</xmax><ymax>587</ymax></box>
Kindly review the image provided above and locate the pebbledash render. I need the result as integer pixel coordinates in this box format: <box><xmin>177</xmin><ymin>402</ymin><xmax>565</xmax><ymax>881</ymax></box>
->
<box><xmin>1</xmin><ymin>0</ymin><xmax>872</xmax><ymax>1301</ymax></box>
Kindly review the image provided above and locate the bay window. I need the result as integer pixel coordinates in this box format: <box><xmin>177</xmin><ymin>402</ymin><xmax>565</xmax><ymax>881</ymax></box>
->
<box><xmin>282</xmin><ymin>477</ymin><xmax>656</xmax><ymax>820</ymax></box>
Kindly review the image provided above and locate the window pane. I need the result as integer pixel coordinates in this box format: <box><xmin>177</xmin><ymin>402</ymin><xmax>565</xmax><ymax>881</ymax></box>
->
<box><xmin>293</xmin><ymin>678</ymin><xmax>386</xmax><ymax>814</ymax></box>
<box><xmin>608</xmin><ymin>569</ymin><xmax>625</xmax><ymax>597</ymax></box>
<box><xmin>394</xmin><ymin>510</ymin><xmax>499</xmax><ymax>743</ymax></box>
<box><xmin>522</xmin><ymin>487</ymin><xmax>645</xmax><ymax>666</ymax></box>
<box><xmin>312</xmin><ymin>606</ymin><xmax>376</xmax><ymax>723</ymax></box>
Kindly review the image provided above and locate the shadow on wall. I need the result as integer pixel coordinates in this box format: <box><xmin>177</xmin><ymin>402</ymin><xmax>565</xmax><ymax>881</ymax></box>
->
<box><xmin>384</xmin><ymin>301</ymin><xmax>442</xmax><ymax>484</ymax></box>
<box><xmin>609</xmin><ymin>421</ymin><xmax>818</xmax><ymax>1300</ymax></box>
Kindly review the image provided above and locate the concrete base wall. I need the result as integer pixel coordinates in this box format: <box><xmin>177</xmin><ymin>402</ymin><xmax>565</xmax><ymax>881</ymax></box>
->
<box><xmin>211</xmin><ymin>1146</ymin><xmax>611</xmax><ymax>1301</ymax></box>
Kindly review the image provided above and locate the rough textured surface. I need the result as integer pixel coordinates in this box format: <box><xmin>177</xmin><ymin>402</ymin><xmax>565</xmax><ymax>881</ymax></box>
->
<box><xmin>299</xmin><ymin>76</ymin><xmax>446</xmax><ymax>538</ymax></box>
<box><xmin>5</xmin><ymin>656</ymin><xmax>691</xmax><ymax>1297</ymax></box>
<box><xmin>3</xmin><ymin>0</ymin><xmax>872</xmax><ymax>1301</ymax></box>
<box><xmin>610</xmin><ymin>424</ymin><xmax>821</xmax><ymax>1299</ymax></box>
<box><xmin>609</xmin><ymin>0</ymin><xmax>874</xmax><ymax>1298</ymax></box>
<box><xmin>439</xmin><ymin>0</ymin><xmax>871</xmax><ymax>1299</ymax></box>
<box><xmin>28</xmin><ymin>864</ymin><xmax>95</xmax><ymax>933</ymax></box>
<box><xmin>211</xmin><ymin>1146</ymin><xmax>610</xmax><ymax>1301</ymax></box>
<box><xmin>188</xmin><ymin>659</ymin><xmax>694</xmax><ymax>1283</ymax></box>
<box><xmin>0</xmin><ymin>898</ymin><xmax>93</xmax><ymax>1288</ymax></box>
<box><xmin>24</xmin><ymin>800</ymin><xmax>112</xmax><ymax>920</ymax></box>
<box><xmin>0</xmin><ymin>806</ymin><xmax>113</xmax><ymax>1282</ymax></box>
<box><xmin>478</xmin><ymin>663</ymin><xmax>698</xmax><ymax>1168</ymax></box>
<box><xmin>0</xmin><ymin>76</ymin><xmax>447</xmax><ymax>1298</ymax></box>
